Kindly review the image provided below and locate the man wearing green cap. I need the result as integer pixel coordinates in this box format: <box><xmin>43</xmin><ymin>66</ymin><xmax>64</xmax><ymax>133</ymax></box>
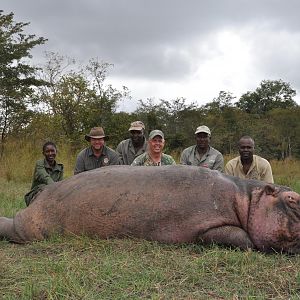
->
<box><xmin>116</xmin><ymin>121</ymin><xmax>148</xmax><ymax>165</ymax></box>
<box><xmin>180</xmin><ymin>125</ymin><xmax>224</xmax><ymax>172</ymax></box>
<box><xmin>131</xmin><ymin>130</ymin><xmax>176</xmax><ymax>166</ymax></box>
<box><xmin>74</xmin><ymin>127</ymin><xmax>120</xmax><ymax>174</ymax></box>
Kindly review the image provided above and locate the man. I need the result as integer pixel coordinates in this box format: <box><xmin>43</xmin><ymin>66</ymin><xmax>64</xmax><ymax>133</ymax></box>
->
<box><xmin>180</xmin><ymin>125</ymin><xmax>224</xmax><ymax>172</ymax></box>
<box><xmin>225</xmin><ymin>136</ymin><xmax>274</xmax><ymax>183</ymax></box>
<box><xmin>116</xmin><ymin>121</ymin><xmax>147</xmax><ymax>165</ymax></box>
<box><xmin>74</xmin><ymin>127</ymin><xmax>119</xmax><ymax>175</ymax></box>
<box><xmin>131</xmin><ymin>129</ymin><xmax>176</xmax><ymax>166</ymax></box>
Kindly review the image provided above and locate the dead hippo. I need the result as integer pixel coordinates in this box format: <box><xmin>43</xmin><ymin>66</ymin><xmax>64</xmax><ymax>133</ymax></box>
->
<box><xmin>0</xmin><ymin>165</ymin><xmax>300</xmax><ymax>254</ymax></box>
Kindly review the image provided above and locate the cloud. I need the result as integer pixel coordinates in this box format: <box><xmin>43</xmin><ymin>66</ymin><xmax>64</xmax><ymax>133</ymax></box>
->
<box><xmin>2</xmin><ymin>0</ymin><xmax>300</xmax><ymax>109</ymax></box>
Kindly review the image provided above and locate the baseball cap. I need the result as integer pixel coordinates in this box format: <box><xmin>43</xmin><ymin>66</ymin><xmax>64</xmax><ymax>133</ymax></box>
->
<box><xmin>128</xmin><ymin>121</ymin><xmax>145</xmax><ymax>131</ymax></box>
<box><xmin>194</xmin><ymin>125</ymin><xmax>211</xmax><ymax>136</ymax></box>
<box><xmin>148</xmin><ymin>129</ymin><xmax>164</xmax><ymax>140</ymax></box>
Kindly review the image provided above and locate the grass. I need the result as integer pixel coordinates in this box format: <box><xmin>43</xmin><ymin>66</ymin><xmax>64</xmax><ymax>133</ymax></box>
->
<box><xmin>1</xmin><ymin>142</ymin><xmax>300</xmax><ymax>298</ymax></box>
<box><xmin>1</xmin><ymin>238</ymin><xmax>300</xmax><ymax>299</ymax></box>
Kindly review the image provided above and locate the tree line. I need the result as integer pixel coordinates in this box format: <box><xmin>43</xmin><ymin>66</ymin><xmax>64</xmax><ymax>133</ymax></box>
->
<box><xmin>1</xmin><ymin>11</ymin><xmax>300</xmax><ymax>160</ymax></box>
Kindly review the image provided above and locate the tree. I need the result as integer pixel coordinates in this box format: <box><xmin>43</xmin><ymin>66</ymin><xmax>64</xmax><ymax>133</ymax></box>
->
<box><xmin>236</xmin><ymin>79</ymin><xmax>297</xmax><ymax>115</ymax></box>
<box><xmin>37</xmin><ymin>53</ymin><xmax>130</xmax><ymax>147</ymax></box>
<box><xmin>267</xmin><ymin>107</ymin><xmax>300</xmax><ymax>159</ymax></box>
<box><xmin>0</xmin><ymin>11</ymin><xmax>47</xmax><ymax>156</ymax></box>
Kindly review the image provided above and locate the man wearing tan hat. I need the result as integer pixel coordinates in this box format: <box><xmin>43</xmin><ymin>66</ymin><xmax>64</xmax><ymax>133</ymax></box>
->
<box><xmin>180</xmin><ymin>125</ymin><xmax>224</xmax><ymax>172</ymax></box>
<box><xmin>116</xmin><ymin>121</ymin><xmax>148</xmax><ymax>165</ymax></box>
<box><xmin>131</xmin><ymin>129</ymin><xmax>176</xmax><ymax>166</ymax></box>
<box><xmin>74</xmin><ymin>127</ymin><xmax>120</xmax><ymax>174</ymax></box>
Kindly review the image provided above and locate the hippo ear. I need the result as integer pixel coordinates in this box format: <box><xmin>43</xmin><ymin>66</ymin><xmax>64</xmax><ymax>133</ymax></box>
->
<box><xmin>264</xmin><ymin>185</ymin><xmax>276</xmax><ymax>196</ymax></box>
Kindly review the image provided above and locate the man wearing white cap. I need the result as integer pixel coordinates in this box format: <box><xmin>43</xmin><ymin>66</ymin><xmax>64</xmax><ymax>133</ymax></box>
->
<box><xmin>180</xmin><ymin>125</ymin><xmax>224</xmax><ymax>172</ymax></box>
<box><xmin>74</xmin><ymin>127</ymin><xmax>120</xmax><ymax>174</ymax></box>
<box><xmin>131</xmin><ymin>129</ymin><xmax>176</xmax><ymax>166</ymax></box>
<box><xmin>116</xmin><ymin>121</ymin><xmax>148</xmax><ymax>165</ymax></box>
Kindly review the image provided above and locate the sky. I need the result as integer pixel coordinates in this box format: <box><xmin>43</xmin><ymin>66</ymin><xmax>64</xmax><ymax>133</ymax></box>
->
<box><xmin>2</xmin><ymin>0</ymin><xmax>300</xmax><ymax>112</ymax></box>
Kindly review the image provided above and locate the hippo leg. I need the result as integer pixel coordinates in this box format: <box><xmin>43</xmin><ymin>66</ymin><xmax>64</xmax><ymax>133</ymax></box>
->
<box><xmin>198</xmin><ymin>226</ymin><xmax>254</xmax><ymax>250</ymax></box>
<box><xmin>0</xmin><ymin>217</ymin><xmax>20</xmax><ymax>242</ymax></box>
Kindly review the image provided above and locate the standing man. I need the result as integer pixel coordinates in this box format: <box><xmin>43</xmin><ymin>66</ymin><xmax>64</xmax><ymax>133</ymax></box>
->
<box><xmin>74</xmin><ymin>127</ymin><xmax>119</xmax><ymax>175</ymax></box>
<box><xmin>131</xmin><ymin>130</ymin><xmax>176</xmax><ymax>166</ymax></box>
<box><xmin>116</xmin><ymin>121</ymin><xmax>147</xmax><ymax>165</ymax></box>
<box><xmin>225</xmin><ymin>136</ymin><xmax>274</xmax><ymax>183</ymax></box>
<box><xmin>180</xmin><ymin>125</ymin><xmax>224</xmax><ymax>172</ymax></box>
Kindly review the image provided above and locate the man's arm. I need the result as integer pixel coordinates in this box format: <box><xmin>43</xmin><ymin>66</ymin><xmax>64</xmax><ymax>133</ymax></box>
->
<box><xmin>115</xmin><ymin>142</ymin><xmax>125</xmax><ymax>165</ymax></box>
<box><xmin>74</xmin><ymin>153</ymin><xmax>85</xmax><ymax>175</ymax></box>
<box><xmin>34</xmin><ymin>162</ymin><xmax>54</xmax><ymax>185</ymax></box>
<box><xmin>213</xmin><ymin>153</ymin><xmax>224</xmax><ymax>172</ymax></box>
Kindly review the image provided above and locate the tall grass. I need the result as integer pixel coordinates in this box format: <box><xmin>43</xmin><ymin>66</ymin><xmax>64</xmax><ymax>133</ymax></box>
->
<box><xmin>0</xmin><ymin>139</ymin><xmax>77</xmax><ymax>182</ymax></box>
<box><xmin>1</xmin><ymin>141</ymin><xmax>300</xmax><ymax>192</ymax></box>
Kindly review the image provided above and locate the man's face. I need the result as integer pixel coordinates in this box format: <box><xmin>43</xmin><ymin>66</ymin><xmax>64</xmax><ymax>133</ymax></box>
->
<box><xmin>195</xmin><ymin>132</ymin><xmax>210</xmax><ymax>150</ymax></box>
<box><xmin>148</xmin><ymin>136</ymin><xmax>165</xmax><ymax>154</ymax></box>
<box><xmin>130</xmin><ymin>130</ymin><xmax>144</xmax><ymax>144</ymax></box>
<box><xmin>90</xmin><ymin>137</ymin><xmax>105</xmax><ymax>151</ymax></box>
<box><xmin>239</xmin><ymin>138</ymin><xmax>254</xmax><ymax>160</ymax></box>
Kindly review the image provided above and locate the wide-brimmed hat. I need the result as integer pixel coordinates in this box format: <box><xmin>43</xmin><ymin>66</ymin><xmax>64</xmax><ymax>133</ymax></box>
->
<box><xmin>128</xmin><ymin>121</ymin><xmax>145</xmax><ymax>131</ymax></box>
<box><xmin>194</xmin><ymin>125</ymin><xmax>211</xmax><ymax>136</ymax></box>
<box><xmin>85</xmin><ymin>127</ymin><xmax>108</xmax><ymax>141</ymax></box>
<box><xmin>148</xmin><ymin>129</ymin><xmax>164</xmax><ymax>140</ymax></box>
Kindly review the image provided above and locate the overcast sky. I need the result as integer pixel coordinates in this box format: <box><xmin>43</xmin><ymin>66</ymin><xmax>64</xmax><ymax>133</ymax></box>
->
<box><xmin>2</xmin><ymin>0</ymin><xmax>300</xmax><ymax>111</ymax></box>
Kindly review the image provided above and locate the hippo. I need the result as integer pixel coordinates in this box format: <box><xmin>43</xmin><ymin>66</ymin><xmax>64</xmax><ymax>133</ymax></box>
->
<box><xmin>0</xmin><ymin>165</ymin><xmax>300</xmax><ymax>254</ymax></box>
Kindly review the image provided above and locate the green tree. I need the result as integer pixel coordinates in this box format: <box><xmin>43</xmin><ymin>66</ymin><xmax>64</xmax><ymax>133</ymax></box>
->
<box><xmin>267</xmin><ymin>107</ymin><xmax>300</xmax><ymax>159</ymax></box>
<box><xmin>0</xmin><ymin>11</ymin><xmax>47</xmax><ymax>156</ymax></box>
<box><xmin>236</xmin><ymin>79</ymin><xmax>297</xmax><ymax>114</ymax></box>
<box><xmin>37</xmin><ymin>53</ymin><xmax>130</xmax><ymax>147</ymax></box>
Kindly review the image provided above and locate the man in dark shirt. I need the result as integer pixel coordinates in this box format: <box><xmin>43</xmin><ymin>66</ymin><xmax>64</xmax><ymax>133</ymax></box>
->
<box><xmin>74</xmin><ymin>127</ymin><xmax>119</xmax><ymax>175</ymax></box>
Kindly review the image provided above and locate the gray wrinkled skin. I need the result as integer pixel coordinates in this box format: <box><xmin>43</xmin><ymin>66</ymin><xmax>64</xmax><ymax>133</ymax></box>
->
<box><xmin>0</xmin><ymin>165</ymin><xmax>300</xmax><ymax>254</ymax></box>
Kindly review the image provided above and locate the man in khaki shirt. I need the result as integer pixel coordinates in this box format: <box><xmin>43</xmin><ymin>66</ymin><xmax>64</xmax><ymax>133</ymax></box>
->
<box><xmin>180</xmin><ymin>125</ymin><xmax>224</xmax><ymax>172</ymax></box>
<box><xmin>225</xmin><ymin>136</ymin><xmax>274</xmax><ymax>183</ymax></box>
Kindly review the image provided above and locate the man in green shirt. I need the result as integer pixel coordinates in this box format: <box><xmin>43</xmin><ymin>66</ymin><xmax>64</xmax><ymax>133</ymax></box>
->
<box><xmin>74</xmin><ymin>127</ymin><xmax>120</xmax><ymax>174</ymax></box>
<box><xmin>131</xmin><ymin>130</ymin><xmax>176</xmax><ymax>166</ymax></box>
<box><xmin>25</xmin><ymin>142</ymin><xmax>64</xmax><ymax>206</ymax></box>
<box><xmin>180</xmin><ymin>125</ymin><xmax>224</xmax><ymax>172</ymax></box>
<box><xmin>116</xmin><ymin>121</ymin><xmax>147</xmax><ymax>165</ymax></box>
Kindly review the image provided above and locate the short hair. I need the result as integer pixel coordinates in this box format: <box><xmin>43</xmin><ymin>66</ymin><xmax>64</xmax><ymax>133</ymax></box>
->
<box><xmin>42</xmin><ymin>141</ymin><xmax>57</xmax><ymax>153</ymax></box>
<box><xmin>238</xmin><ymin>136</ymin><xmax>255</xmax><ymax>147</ymax></box>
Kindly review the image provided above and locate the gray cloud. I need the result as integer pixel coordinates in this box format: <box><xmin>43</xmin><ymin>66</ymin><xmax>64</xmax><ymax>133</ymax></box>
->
<box><xmin>2</xmin><ymin>0</ymin><xmax>300</xmax><ymax>105</ymax></box>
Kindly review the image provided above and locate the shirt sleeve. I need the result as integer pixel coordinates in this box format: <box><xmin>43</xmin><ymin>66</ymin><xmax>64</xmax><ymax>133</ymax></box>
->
<box><xmin>74</xmin><ymin>153</ymin><xmax>85</xmax><ymax>175</ymax></box>
<box><xmin>213</xmin><ymin>153</ymin><xmax>224</xmax><ymax>172</ymax></box>
<box><xmin>131</xmin><ymin>154</ymin><xmax>144</xmax><ymax>166</ymax></box>
<box><xmin>34</xmin><ymin>162</ymin><xmax>54</xmax><ymax>185</ymax></box>
<box><xmin>109</xmin><ymin>151</ymin><xmax>121</xmax><ymax>165</ymax></box>
<box><xmin>171</xmin><ymin>158</ymin><xmax>176</xmax><ymax>165</ymax></box>
<box><xmin>224</xmin><ymin>161</ymin><xmax>234</xmax><ymax>176</ymax></box>
<box><xmin>115</xmin><ymin>142</ymin><xmax>125</xmax><ymax>165</ymax></box>
<box><xmin>261</xmin><ymin>163</ymin><xmax>274</xmax><ymax>184</ymax></box>
<box><xmin>180</xmin><ymin>150</ymin><xmax>188</xmax><ymax>165</ymax></box>
<box><xmin>58</xmin><ymin>165</ymin><xmax>64</xmax><ymax>181</ymax></box>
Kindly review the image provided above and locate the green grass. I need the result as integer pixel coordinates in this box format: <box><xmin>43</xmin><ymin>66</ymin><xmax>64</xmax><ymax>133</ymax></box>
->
<box><xmin>1</xmin><ymin>143</ymin><xmax>300</xmax><ymax>298</ymax></box>
<box><xmin>1</xmin><ymin>238</ymin><xmax>300</xmax><ymax>299</ymax></box>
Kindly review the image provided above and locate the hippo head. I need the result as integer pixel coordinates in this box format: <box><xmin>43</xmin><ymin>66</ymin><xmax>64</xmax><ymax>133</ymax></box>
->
<box><xmin>248</xmin><ymin>185</ymin><xmax>300</xmax><ymax>254</ymax></box>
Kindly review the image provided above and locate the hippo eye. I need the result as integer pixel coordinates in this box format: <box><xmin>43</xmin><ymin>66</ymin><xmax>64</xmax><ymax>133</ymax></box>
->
<box><xmin>287</xmin><ymin>195</ymin><xmax>297</xmax><ymax>205</ymax></box>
